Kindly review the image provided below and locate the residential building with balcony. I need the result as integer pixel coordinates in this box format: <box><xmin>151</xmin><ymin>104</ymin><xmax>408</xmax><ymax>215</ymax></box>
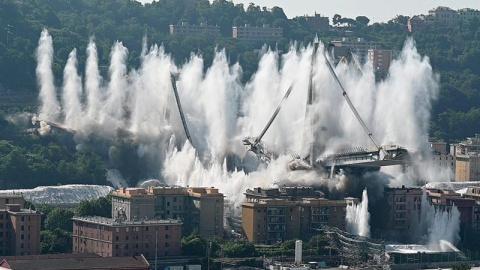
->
<box><xmin>385</xmin><ymin>187</ymin><xmax>423</xmax><ymax>233</ymax></box>
<box><xmin>245</xmin><ymin>186</ymin><xmax>324</xmax><ymax>202</ymax></box>
<box><xmin>72</xmin><ymin>216</ymin><xmax>181</xmax><ymax>257</ymax></box>
<box><xmin>0</xmin><ymin>204</ymin><xmax>42</xmax><ymax>256</ymax></box>
<box><xmin>242</xmin><ymin>194</ymin><xmax>356</xmax><ymax>244</ymax></box>
<box><xmin>111</xmin><ymin>186</ymin><xmax>224</xmax><ymax>238</ymax></box>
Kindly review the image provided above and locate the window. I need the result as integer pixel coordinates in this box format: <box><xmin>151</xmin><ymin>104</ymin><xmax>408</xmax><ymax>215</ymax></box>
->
<box><xmin>126</xmin><ymin>227</ymin><xmax>129</xmax><ymax>232</ymax></box>
<box><xmin>21</xmin><ymin>234</ymin><xmax>24</xmax><ymax>240</ymax></box>
<box><xmin>116</xmin><ymin>245</ymin><xmax>119</xmax><ymax>249</ymax></box>
<box><xmin>21</xmin><ymin>225</ymin><xmax>24</xmax><ymax>231</ymax></box>
<box><xmin>126</xmin><ymin>236</ymin><xmax>129</xmax><ymax>240</ymax></box>
<box><xmin>20</xmin><ymin>243</ymin><xmax>24</xmax><ymax>248</ymax></box>
<box><xmin>115</xmin><ymin>236</ymin><xmax>119</xmax><ymax>241</ymax></box>
<box><xmin>165</xmin><ymin>243</ymin><xmax>170</xmax><ymax>247</ymax></box>
<box><xmin>146</xmin><ymin>227</ymin><xmax>149</xmax><ymax>231</ymax></box>
<box><xmin>166</xmin><ymin>234</ymin><xmax>170</xmax><ymax>239</ymax></box>
<box><xmin>21</xmin><ymin>216</ymin><xmax>24</xmax><ymax>222</ymax></box>
<box><xmin>165</xmin><ymin>226</ymin><xmax>169</xmax><ymax>231</ymax></box>
<box><xmin>116</xmin><ymin>228</ymin><xmax>119</xmax><ymax>233</ymax></box>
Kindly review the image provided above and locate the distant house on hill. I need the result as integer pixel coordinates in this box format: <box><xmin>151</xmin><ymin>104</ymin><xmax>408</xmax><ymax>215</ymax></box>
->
<box><xmin>169</xmin><ymin>22</ymin><xmax>221</xmax><ymax>37</ymax></box>
<box><xmin>304</xmin><ymin>12</ymin><xmax>329</xmax><ymax>31</ymax></box>
<box><xmin>232</xmin><ymin>24</ymin><xmax>283</xmax><ymax>46</ymax></box>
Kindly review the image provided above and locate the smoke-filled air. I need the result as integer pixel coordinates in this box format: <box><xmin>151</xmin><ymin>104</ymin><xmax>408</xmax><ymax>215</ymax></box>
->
<box><xmin>31</xmin><ymin>29</ymin><xmax>459</xmax><ymax>246</ymax></box>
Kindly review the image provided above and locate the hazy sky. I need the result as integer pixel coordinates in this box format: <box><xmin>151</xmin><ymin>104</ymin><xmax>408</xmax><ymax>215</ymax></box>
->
<box><xmin>137</xmin><ymin>0</ymin><xmax>480</xmax><ymax>23</ymax></box>
<box><xmin>229</xmin><ymin>0</ymin><xmax>480</xmax><ymax>23</ymax></box>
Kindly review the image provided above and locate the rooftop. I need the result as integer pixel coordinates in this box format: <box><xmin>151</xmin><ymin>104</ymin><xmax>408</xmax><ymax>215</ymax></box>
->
<box><xmin>2</xmin><ymin>204</ymin><xmax>41</xmax><ymax>215</ymax></box>
<box><xmin>72</xmin><ymin>216</ymin><xmax>182</xmax><ymax>226</ymax></box>
<box><xmin>113</xmin><ymin>186</ymin><xmax>223</xmax><ymax>198</ymax></box>
<box><xmin>0</xmin><ymin>253</ymin><xmax>149</xmax><ymax>270</ymax></box>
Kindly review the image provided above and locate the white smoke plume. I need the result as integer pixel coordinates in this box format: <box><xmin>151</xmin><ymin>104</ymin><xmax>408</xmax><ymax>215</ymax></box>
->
<box><xmin>409</xmin><ymin>189</ymin><xmax>461</xmax><ymax>251</ymax></box>
<box><xmin>346</xmin><ymin>189</ymin><xmax>371</xmax><ymax>237</ymax></box>
<box><xmin>36</xmin><ymin>29</ymin><xmax>60</xmax><ymax>122</ymax></box>
<box><xmin>61</xmin><ymin>49</ymin><xmax>83</xmax><ymax>130</ymax></box>
<box><xmin>33</xmin><ymin>32</ymin><xmax>442</xmax><ymax>213</ymax></box>
<box><xmin>84</xmin><ymin>37</ymin><xmax>103</xmax><ymax>124</ymax></box>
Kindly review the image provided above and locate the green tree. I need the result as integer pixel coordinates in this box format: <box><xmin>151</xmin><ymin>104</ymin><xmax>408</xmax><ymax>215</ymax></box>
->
<box><xmin>181</xmin><ymin>232</ymin><xmax>207</xmax><ymax>256</ymax></box>
<box><xmin>41</xmin><ymin>228</ymin><xmax>72</xmax><ymax>254</ymax></box>
<box><xmin>355</xmin><ymin>16</ymin><xmax>370</xmax><ymax>26</ymax></box>
<box><xmin>222</xmin><ymin>240</ymin><xmax>257</xmax><ymax>258</ymax></box>
<box><xmin>45</xmin><ymin>208</ymin><xmax>74</xmax><ymax>231</ymax></box>
<box><xmin>75</xmin><ymin>195</ymin><xmax>112</xmax><ymax>217</ymax></box>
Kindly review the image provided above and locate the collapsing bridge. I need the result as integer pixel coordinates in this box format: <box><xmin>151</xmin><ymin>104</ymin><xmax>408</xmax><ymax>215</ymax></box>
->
<box><xmin>242</xmin><ymin>40</ymin><xmax>411</xmax><ymax>172</ymax></box>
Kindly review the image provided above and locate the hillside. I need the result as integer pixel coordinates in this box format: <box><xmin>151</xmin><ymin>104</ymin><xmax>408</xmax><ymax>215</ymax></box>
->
<box><xmin>0</xmin><ymin>0</ymin><xmax>479</xmax><ymax>188</ymax></box>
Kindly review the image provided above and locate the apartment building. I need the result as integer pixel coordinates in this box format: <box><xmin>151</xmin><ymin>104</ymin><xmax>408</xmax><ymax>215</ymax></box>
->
<box><xmin>458</xmin><ymin>8</ymin><xmax>480</xmax><ymax>22</ymax></box>
<box><xmin>232</xmin><ymin>24</ymin><xmax>283</xmax><ymax>46</ymax></box>
<box><xmin>427</xmin><ymin>188</ymin><xmax>480</xmax><ymax>230</ymax></box>
<box><xmin>463</xmin><ymin>186</ymin><xmax>480</xmax><ymax>203</ymax></box>
<box><xmin>242</xmin><ymin>194</ymin><xmax>356</xmax><ymax>244</ymax></box>
<box><xmin>429</xmin><ymin>140</ymin><xmax>456</xmax><ymax>178</ymax></box>
<box><xmin>367</xmin><ymin>49</ymin><xmax>393</xmax><ymax>80</ymax></box>
<box><xmin>304</xmin><ymin>13</ymin><xmax>329</xmax><ymax>31</ymax></box>
<box><xmin>330</xmin><ymin>37</ymin><xmax>379</xmax><ymax>64</ymax></box>
<box><xmin>72</xmin><ymin>216</ymin><xmax>182</xmax><ymax>257</ymax></box>
<box><xmin>426</xmin><ymin>6</ymin><xmax>458</xmax><ymax>25</ymax></box>
<box><xmin>385</xmin><ymin>187</ymin><xmax>423</xmax><ymax>232</ymax></box>
<box><xmin>245</xmin><ymin>186</ymin><xmax>324</xmax><ymax>202</ymax></box>
<box><xmin>367</xmin><ymin>49</ymin><xmax>392</xmax><ymax>71</ymax></box>
<box><xmin>408</xmin><ymin>15</ymin><xmax>427</xmax><ymax>32</ymax></box>
<box><xmin>408</xmin><ymin>7</ymin><xmax>480</xmax><ymax>32</ymax></box>
<box><xmin>455</xmin><ymin>134</ymin><xmax>480</xmax><ymax>182</ymax></box>
<box><xmin>169</xmin><ymin>22</ymin><xmax>221</xmax><ymax>37</ymax></box>
<box><xmin>0</xmin><ymin>194</ymin><xmax>24</xmax><ymax>208</ymax></box>
<box><xmin>0</xmin><ymin>204</ymin><xmax>42</xmax><ymax>256</ymax></box>
<box><xmin>111</xmin><ymin>186</ymin><xmax>224</xmax><ymax>238</ymax></box>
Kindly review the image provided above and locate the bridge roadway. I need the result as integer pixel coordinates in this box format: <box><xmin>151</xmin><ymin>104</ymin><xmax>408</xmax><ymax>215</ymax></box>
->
<box><xmin>320</xmin><ymin>145</ymin><xmax>411</xmax><ymax>171</ymax></box>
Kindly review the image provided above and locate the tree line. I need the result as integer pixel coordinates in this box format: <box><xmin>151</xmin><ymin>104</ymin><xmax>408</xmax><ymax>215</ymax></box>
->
<box><xmin>0</xmin><ymin>0</ymin><xmax>479</xmax><ymax>145</ymax></box>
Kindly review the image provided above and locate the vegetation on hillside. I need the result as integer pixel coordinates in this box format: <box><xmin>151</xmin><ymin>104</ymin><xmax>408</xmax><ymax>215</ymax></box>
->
<box><xmin>0</xmin><ymin>0</ymin><xmax>479</xmax><ymax>187</ymax></box>
<box><xmin>30</xmin><ymin>196</ymin><xmax>111</xmax><ymax>254</ymax></box>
